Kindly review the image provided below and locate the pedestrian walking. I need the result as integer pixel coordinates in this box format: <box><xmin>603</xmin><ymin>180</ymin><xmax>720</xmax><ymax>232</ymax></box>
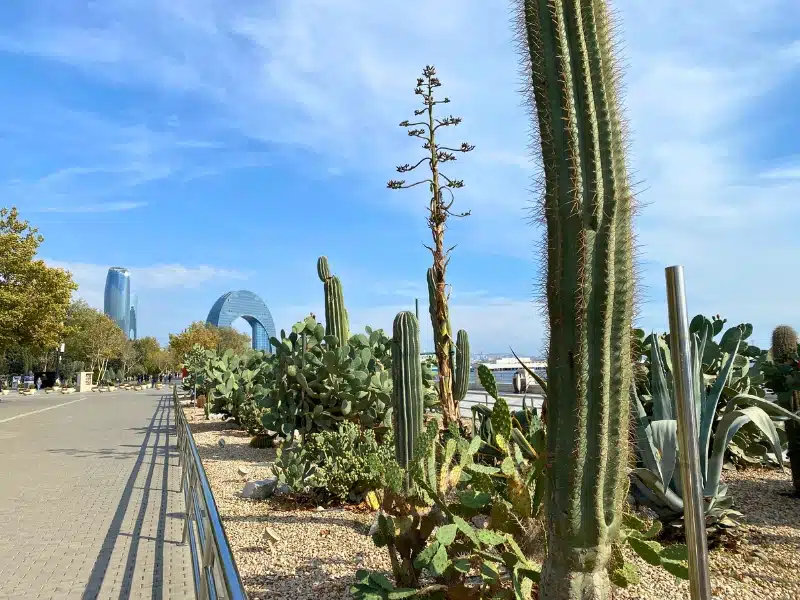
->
<box><xmin>35</xmin><ymin>376</ymin><xmax>42</xmax><ymax>391</ymax></box>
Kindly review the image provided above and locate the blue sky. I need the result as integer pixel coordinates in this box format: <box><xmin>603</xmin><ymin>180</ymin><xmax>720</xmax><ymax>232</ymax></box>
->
<box><xmin>3</xmin><ymin>0</ymin><xmax>800</xmax><ymax>355</ymax></box>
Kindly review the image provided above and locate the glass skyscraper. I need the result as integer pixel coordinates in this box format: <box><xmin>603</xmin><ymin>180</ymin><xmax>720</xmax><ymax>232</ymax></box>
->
<box><xmin>104</xmin><ymin>267</ymin><xmax>135</xmax><ymax>339</ymax></box>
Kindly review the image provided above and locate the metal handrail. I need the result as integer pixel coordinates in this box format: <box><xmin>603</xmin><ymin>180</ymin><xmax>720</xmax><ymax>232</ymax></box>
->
<box><xmin>172</xmin><ymin>386</ymin><xmax>248</xmax><ymax>600</ymax></box>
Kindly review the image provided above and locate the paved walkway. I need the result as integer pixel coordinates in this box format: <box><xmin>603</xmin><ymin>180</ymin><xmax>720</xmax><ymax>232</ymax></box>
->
<box><xmin>0</xmin><ymin>389</ymin><xmax>194</xmax><ymax>599</ymax></box>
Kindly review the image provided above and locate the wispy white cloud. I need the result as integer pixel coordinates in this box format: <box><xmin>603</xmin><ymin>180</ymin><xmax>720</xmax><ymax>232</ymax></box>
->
<box><xmin>45</xmin><ymin>258</ymin><xmax>249</xmax><ymax>306</ymax></box>
<box><xmin>38</xmin><ymin>201</ymin><xmax>147</xmax><ymax>213</ymax></box>
<box><xmin>4</xmin><ymin>1</ymin><xmax>800</xmax><ymax>348</ymax></box>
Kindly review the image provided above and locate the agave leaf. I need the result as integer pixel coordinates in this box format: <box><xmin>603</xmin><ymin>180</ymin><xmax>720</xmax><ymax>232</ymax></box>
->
<box><xmin>629</xmin><ymin>468</ymin><xmax>684</xmax><ymax>517</ymax></box>
<box><xmin>730</xmin><ymin>393</ymin><xmax>800</xmax><ymax>423</ymax></box>
<box><xmin>633</xmin><ymin>392</ymin><xmax>662</xmax><ymax>480</ymax></box>
<box><xmin>651</xmin><ymin>336</ymin><xmax>673</xmax><ymax>421</ymax></box>
<box><xmin>705</xmin><ymin>406</ymin><xmax>784</xmax><ymax>499</ymax></box>
<box><xmin>691</xmin><ymin>335</ymin><xmax>703</xmax><ymax>439</ymax></box>
<box><xmin>700</xmin><ymin>339</ymin><xmax>740</xmax><ymax>480</ymax></box>
<box><xmin>650</xmin><ymin>420</ymin><xmax>678</xmax><ymax>489</ymax></box>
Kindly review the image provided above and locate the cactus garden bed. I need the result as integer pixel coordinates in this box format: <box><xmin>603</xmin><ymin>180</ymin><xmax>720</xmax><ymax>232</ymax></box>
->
<box><xmin>185</xmin><ymin>405</ymin><xmax>800</xmax><ymax>600</ymax></box>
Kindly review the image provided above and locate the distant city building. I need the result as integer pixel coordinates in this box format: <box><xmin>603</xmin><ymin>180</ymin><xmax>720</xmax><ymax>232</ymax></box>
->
<box><xmin>104</xmin><ymin>267</ymin><xmax>137</xmax><ymax>339</ymax></box>
<box><xmin>129</xmin><ymin>305</ymin><xmax>137</xmax><ymax>340</ymax></box>
<box><xmin>206</xmin><ymin>290</ymin><xmax>276</xmax><ymax>352</ymax></box>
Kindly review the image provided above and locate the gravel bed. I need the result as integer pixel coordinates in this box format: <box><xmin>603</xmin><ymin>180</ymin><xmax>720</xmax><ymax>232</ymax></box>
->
<box><xmin>185</xmin><ymin>407</ymin><xmax>390</xmax><ymax>600</ymax></box>
<box><xmin>616</xmin><ymin>467</ymin><xmax>800</xmax><ymax>600</ymax></box>
<box><xmin>185</xmin><ymin>407</ymin><xmax>799</xmax><ymax>599</ymax></box>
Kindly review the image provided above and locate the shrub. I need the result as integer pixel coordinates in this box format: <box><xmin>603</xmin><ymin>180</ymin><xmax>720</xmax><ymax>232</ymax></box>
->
<box><xmin>304</xmin><ymin>422</ymin><xmax>395</xmax><ymax>503</ymax></box>
<box><xmin>270</xmin><ymin>422</ymin><xmax>396</xmax><ymax>503</ymax></box>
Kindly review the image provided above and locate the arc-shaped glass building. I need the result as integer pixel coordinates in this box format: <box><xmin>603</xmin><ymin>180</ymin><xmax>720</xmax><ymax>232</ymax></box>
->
<box><xmin>104</xmin><ymin>267</ymin><xmax>136</xmax><ymax>339</ymax></box>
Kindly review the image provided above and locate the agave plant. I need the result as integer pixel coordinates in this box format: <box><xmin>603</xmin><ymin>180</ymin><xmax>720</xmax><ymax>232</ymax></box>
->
<box><xmin>636</xmin><ymin>316</ymin><xmax>787</xmax><ymax>467</ymax></box>
<box><xmin>631</xmin><ymin>330</ymin><xmax>800</xmax><ymax>539</ymax></box>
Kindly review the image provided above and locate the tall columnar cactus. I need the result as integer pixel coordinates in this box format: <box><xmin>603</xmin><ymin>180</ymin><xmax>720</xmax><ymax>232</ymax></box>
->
<box><xmin>392</xmin><ymin>311</ymin><xmax>424</xmax><ymax>489</ymax></box>
<box><xmin>426</xmin><ymin>267</ymin><xmax>469</xmax><ymax>423</ymax></box>
<box><xmin>772</xmin><ymin>325</ymin><xmax>800</xmax><ymax>494</ymax></box>
<box><xmin>317</xmin><ymin>256</ymin><xmax>350</xmax><ymax>345</ymax></box>
<box><xmin>517</xmin><ymin>1</ymin><xmax>635</xmax><ymax>598</ymax></box>
<box><xmin>452</xmin><ymin>329</ymin><xmax>470</xmax><ymax>405</ymax></box>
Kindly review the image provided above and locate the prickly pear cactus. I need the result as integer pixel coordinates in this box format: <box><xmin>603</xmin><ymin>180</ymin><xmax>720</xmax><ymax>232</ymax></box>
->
<box><xmin>477</xmin><ymin>363</ymin><xmax>499</xmax><ymax>400</ymax></box>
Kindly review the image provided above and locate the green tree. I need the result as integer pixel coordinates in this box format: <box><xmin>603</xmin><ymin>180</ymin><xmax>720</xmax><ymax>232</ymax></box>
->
<box><xmin>154</xmin><ymin>349</ymin><xmax>175</xmax><ymax>375</ymax></box>
<box><xmin>62</xmin><ymin>299</ymin><xmax>99</xmax><ymax>367</ymax></box>
<box><xmin>133</xmin><ymin>337</ymin><xmax>161</xmax><ymax>375</ymax></box>
<box><xmin>84</xmin><ymin>314</ymin><xmax>126</xmax><ymax>382</ymax></box>
<box><xmin>118</xmin><ymin>340</ymin><xmax>138</xmax><ymax>379</ymax></box>
<box><xmin>168</xmin><ymin>321</ymin><xmax>220</xmax><ymax>360</ymax></box>
<box><xmin>0</xmin><ymin>207</ymin><xmax>76</xmax><ymax>353</ymax></box>
<box><xmin>214</xmin><ymin>326</ymin><xmax>251</xmax><ymax>354</ymax></box>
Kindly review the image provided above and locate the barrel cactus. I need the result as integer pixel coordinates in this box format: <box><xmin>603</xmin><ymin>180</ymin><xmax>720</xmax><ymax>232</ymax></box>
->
<box><xmin>517</xmin><ymin>0</ymin><xmax>636</xmax><ymax>597</ymax></box>
<box><xmin>392</xmin><ymin>311</ymin><xmax>424</xmax><ymax>490</ymax></box>
<box><xmin>317</xmin><ymin>256</ymin><xmax>350</xmax><ymax>345</ymax></box>
<box><xmin>771</xmin><ymin>325</ymin><xmax>800</xmax><ymax>494</ymax></box>
<box><xmin>772</xmin><ymin>325</ymin><xmax>798</xmax><ymax>362</ymax></box>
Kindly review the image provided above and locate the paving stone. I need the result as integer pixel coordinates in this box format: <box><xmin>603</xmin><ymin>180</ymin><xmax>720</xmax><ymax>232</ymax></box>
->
<box><xmin>0</xmin><ymin>390</ymin><xmax>194</xmax><ymax>599</ymax></box>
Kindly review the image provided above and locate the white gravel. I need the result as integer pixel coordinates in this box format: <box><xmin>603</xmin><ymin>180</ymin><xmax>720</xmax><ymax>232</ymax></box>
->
<box><xmin>186</xmin><ymin>407</ymin><xmax>800</xmax><ymax>599</ymax></box>
<box><xmin>185</xmin><ymin>408</ymin><xmax>390</xmax><ymax>600</ymax></box>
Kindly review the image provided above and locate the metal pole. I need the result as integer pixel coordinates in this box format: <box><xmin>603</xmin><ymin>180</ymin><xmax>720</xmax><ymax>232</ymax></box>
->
<box><xmin>664</xmin><ymin>266</ymin><xmax>712</xmax><ymax>600</ymax></box>
<box><xmin>415</xmin><ymin>298</ymin><xmax>419</xmax><ymax>321</ymax></box>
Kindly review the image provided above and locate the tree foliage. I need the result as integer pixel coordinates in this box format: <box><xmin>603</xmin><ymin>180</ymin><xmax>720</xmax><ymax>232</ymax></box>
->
<box><xmin>216</xmin><ymin>326</ymin><xmax>252</xmax><ymax>354</ymax></box>
<box><xmin>133</xmin><ymin>337</ymin><xmax>161</xmax><ymax>375</ymax></box>
<box><xmin>0</xmin><ymin>207</ymin><xmax>76</xmax><ymax>353</ymax></box>
<box><xmin>169</xmin><ymin>321</ymin><xmax>251</xmax><ymax>362</ymax></box>
<box><xmin>169</xmin><ymin>321</ymin><xmax>220</xmax><ymax>360</ymax></box>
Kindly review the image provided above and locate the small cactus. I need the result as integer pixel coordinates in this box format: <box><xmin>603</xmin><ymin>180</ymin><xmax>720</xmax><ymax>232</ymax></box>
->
<box><xmin>317</xmin><ymin>256</ymin><xmax>331</xmax><ymax>282</ymax></box>
<box><xmin>772</xmin><ymin>325</ymin><xmax>800</xmax><ymax>495</ymax></box>
<box><xmin>392</xmin><ymin>311</ymin><xmax>424</xmax><ymax>491</ymax></box>
<box><xmin>316</xmin><ymin>256</ymin><xmax>350</xmax><ymax>345</ymax></box>
<box><xmin>772</xmin><ymin>325</ymin><xmax>798</xmax><ymax>362</ymax></box>
<box><xmin>452</xmin><ymin>329</ymin><xmax>470</xmax><ymax>404</ymax></box>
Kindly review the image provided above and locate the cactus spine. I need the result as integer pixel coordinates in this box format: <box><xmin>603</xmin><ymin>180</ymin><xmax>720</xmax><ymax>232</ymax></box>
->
<box><xmin>317</xmin><ymin>256</ymin><xmax>350</xmax><ymax>345</ymax></box>
<box><xmin>392</xmin><ymin>311</ymin><xmax>424</xmax><ymax>491</ymax></box>
<box><xmin>517</xmin><ymin>1</ymin><xmax>635</xmax><ymax>598</ymax></box>
<box><xmin>772</xmin><ymin>325</ymin><xmax>800</xmax><ymax>494</ymax></box>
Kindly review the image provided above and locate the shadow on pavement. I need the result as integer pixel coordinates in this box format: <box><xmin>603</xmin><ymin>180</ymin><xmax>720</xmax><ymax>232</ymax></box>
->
<box><xmin>80</xmin><ymin>394</ymin><xmax>178</xmax><ymax>600</ymax></box>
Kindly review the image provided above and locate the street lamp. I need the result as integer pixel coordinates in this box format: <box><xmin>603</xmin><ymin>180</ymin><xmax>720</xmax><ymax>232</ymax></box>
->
<box><xmin>56</xmin><ymin>342</ymin><xmax>65</xmax><ymax>385</ymax></box>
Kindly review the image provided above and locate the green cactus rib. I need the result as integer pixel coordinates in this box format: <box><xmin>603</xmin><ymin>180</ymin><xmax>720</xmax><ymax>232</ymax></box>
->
<box><xmin>452</xmin><ymin>329</ymin><xmax>470</xmax><ymax>403</ymax></box>
<box><xmin>324</xmin><ymin>276</ymin><xmax>350</xmax><ymax>344</ymax></box>
<box><xmin>517</xmin><ymin>0</ymin><xmax>635</xmax><ymax>597</ymax></box>
<box><xmin>392</xmin><ymin>311</ymin><xmax>424</xmax><ymax>481</ymax></box>
<box><xmin>317</xmin><ymin>256</ymin><xmax>331</xmax><ymax>282</ymax></box>
<box><xmin>317</xmin><ymin>256</ymin><xmax>350</xmax><ymax>344</ymax></box>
